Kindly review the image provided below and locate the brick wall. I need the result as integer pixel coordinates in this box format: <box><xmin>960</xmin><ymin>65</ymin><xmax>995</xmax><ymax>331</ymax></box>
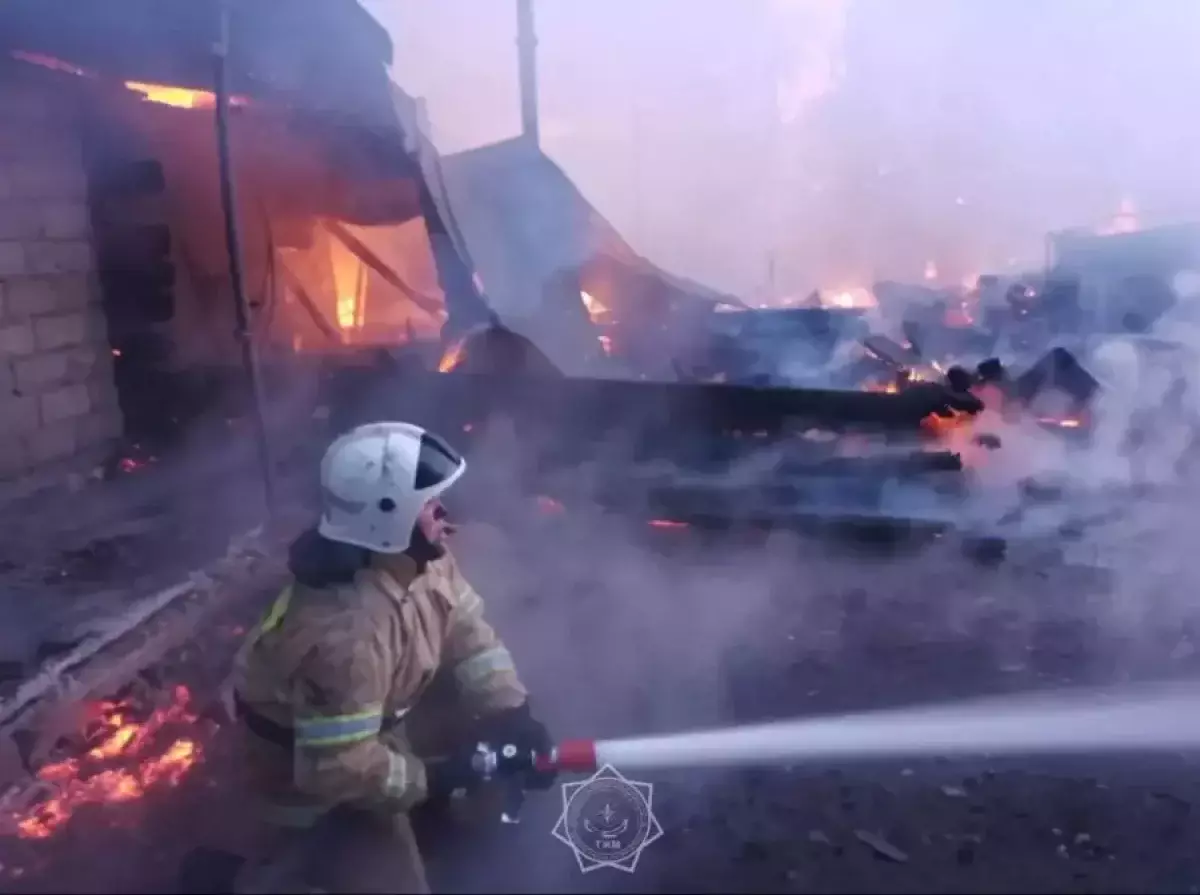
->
<box><xmin>0</xmin><ymin>75</ymin><xmax>123</xmax><ymax>489</ymax></box>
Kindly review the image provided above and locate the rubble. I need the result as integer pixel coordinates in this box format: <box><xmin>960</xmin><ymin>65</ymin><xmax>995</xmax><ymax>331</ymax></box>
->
<box><xmin>314</xmin><ymin>219</ymin><xmax>1194</xmax><ymax>573</ymax></box>
<box><xmin>0</xmin><ymin>580</ymin><xmax>195</xmax><ymax>732</ymax></box>
<box><xmin>1013</xmin><ymin>346</ymin><xmax>1101</xmax><ymax>410</ymax></box>
<box><xmin>334</xmin><ymin>276</ymin><xmax>1148</xmax><ymax>562</ymax></box>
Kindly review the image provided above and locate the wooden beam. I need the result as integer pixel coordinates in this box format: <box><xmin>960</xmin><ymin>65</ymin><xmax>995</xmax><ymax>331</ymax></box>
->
<box><xmin>276</xmin><ymin>256</ymin><xmax>343</xmax><ymax>344</ymax></box>
<box><xmin>324</xmin><ymin>219</ymin><xmax>444</xmax><ymax>317</ymax></box>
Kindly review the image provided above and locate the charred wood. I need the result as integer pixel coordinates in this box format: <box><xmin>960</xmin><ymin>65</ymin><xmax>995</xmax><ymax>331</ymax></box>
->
<box><xmin>333</xmin><ymin>369</ymin><xmax>988</xmax><ymax>446</ymax></box>
<box><xmin>759</xmin><ymin>450</ymin><xmax>963</xmax><ymax>477</ymax></box>
<box><xmin>977</xmin><ymin>358</ymin><xmax>1006</xmax><ymax>383</ymax></box>
<box><xmin>945</xmin><ymin>365</ymin><xmax>976</xmax><ymax>393</ymax></box>
<box><xmin>598</xmin><ymin>481</ymin><xmax>964</xmax><ymax>530</ymax></box>
<box><xmin>862</xmin><ymin>335</ymin><xmax>923</xmax><ymax>370</ymax></box>
<box><xmin>1013</xmin><ymin>347</ymin><xmax>1100</xmax><ymax>407</ymax></box>
<box><xmin>580</xmin><ymin>448</ymin><xmax>967</xmax><ymax>531</ymax></box>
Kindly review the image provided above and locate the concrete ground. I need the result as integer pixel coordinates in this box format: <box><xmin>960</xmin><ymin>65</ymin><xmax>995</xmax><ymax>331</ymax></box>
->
<box><xmin>2</xmin><ymin>504</ymin><xmax>1200</xmax><ymax>894</ymax></box>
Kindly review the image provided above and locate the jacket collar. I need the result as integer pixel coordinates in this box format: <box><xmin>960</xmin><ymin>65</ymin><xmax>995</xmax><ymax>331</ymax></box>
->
<box><xmin>364</xmin><ymin>552</ymin><xmax>421</xmax><ymax>603</ymax></box>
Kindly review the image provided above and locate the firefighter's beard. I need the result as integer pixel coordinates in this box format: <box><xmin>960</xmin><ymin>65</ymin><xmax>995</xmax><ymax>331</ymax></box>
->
<box><xmin>407</xmin><ymin>522</ymin><xmax>447</xmax><ymax>569</ymax></box>
<box><xmin>408</xmin><ymin>499</ymin><xmax>456</xmax><ymax>569</ymax></box>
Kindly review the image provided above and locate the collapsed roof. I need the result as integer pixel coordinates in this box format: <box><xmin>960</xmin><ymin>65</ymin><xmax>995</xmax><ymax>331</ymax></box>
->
<box><xmin>436</xmin><ymin>137</ymin><xmax>734</xmax><ymax>315</ymax></box>
<box><xmin>425</xmin><ymin>137</ymin><xmax>740</xmax><ymax>371</ymax></box>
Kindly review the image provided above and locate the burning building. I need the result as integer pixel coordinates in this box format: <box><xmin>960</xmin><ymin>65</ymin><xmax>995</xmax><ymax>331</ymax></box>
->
<box><xmin>0</xmin><ymin>0</ymin><xmax>748</xmax><ymax>504</ymax></box>
<box><xmin>0</xmin><ymin>0</ymin><xmax>446</xmax><ymax>495</ymax></box>
<box><xmin>0</xmin><ymin>0</ymin><xmax>1136</xmax><ymax>558</ymax></box>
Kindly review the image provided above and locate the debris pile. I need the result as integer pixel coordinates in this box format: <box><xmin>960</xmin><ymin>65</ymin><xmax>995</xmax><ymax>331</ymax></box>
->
<box><xmin>330</xmin><ymin>224</ymin><xmax>1200</xmax><ymax>561</ymax></box>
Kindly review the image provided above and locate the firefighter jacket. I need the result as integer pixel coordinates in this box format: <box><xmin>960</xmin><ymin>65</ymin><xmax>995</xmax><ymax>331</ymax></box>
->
<box><xmin>231</xmin><ymin>548</ymin><xmax>528</xmax><ymax>825</ymax></box>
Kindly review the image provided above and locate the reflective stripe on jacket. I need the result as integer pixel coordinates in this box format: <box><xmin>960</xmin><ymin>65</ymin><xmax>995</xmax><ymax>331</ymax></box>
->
<box><xmin>232</xmin><ymin>548</ymin><xmax>528</xmax><ymax>823</ymax></box>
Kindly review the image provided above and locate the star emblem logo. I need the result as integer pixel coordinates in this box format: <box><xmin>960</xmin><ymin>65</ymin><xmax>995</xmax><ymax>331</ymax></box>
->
<box><xmin>551</xmin><ymin>764</ymin><xmax>663</xmax><ymax>873</ymax></box>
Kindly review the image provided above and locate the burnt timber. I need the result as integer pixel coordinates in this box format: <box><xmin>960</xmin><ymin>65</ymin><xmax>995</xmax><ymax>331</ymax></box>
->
<box><xmin>325</xmin><ymin>367</ymin><xmax>974</xmax><ymax>533</ymax></box>
<box><xmin>332</xmin><ymin>369</ymin><xmax>983</xmax><ymax>443</ymax></box>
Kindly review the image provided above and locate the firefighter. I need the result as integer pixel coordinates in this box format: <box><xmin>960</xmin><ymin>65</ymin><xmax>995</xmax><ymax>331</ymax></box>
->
<box><xmin>228</xmin><ymin>421</ymin><xmax>555</xmax><ymax>894</ymax></box>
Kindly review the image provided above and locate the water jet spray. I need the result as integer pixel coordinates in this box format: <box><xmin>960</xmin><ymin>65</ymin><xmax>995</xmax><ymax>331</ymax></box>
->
<box><xmin>527</xmin><ymin>680</ymin><xmax>1200</xmax><ymax>777</ymax></box>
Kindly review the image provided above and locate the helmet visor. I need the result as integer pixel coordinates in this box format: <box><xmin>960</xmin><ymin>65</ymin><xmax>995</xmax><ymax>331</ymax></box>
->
<box><xmin>415</xmin><ymin>431</ymin><xmax>464</xmax><ymax>490</ymax></box>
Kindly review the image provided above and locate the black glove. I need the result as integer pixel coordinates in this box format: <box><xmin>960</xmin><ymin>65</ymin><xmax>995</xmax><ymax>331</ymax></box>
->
<box><xmin>424</xmin><ymin>742</ymin><xmax>484</xmax><ymax>801</ymax></box>
<box><xmin>476</xmin><ymin>702</ymin><xmax>557</xmax><ymax>791</ymax></box>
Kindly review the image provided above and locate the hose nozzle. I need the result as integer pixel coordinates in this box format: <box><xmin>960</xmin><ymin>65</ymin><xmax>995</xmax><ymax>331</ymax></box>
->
<box><xmin>471</xmin><ymin>741</ymin><xmax>536</xmax><ymax>824</ymax></box>
<box><xmin>535</xmin><ymin>739</ymin><xmax>598</xmax><ymax>774</ymax></box>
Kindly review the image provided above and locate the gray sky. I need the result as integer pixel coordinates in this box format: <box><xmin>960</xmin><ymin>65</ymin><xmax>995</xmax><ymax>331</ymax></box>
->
<box><xmin>363</xmin><ymin>0</ymin><xmax>1200</xmax><ymax>299</ymax></box>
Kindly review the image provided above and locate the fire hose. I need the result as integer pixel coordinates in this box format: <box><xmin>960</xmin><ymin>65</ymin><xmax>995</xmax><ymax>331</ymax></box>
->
<box><xmin>473</xmin><ymin>679</ymin><xmax>1200</xmax><ymax>823</ymax></box>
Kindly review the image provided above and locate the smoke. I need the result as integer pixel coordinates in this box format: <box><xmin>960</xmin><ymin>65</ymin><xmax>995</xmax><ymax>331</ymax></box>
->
<box><xmin>342</xmin><ymin>2</ymin><xmax>1200</xmax><ymax>883</ymax></box>
<box><xmin>439</xmin><ymin>288</ymin><xmax>1200</xmax><ymax>722</ymax></box>
<box><xmin>371</xmin><ymin>0</ymin><xmax>1200</xmax><ymax>297</ymax></box>
<box><xmin>451</xmin><ymin>416</ymin><xmax>777</xmax><ymax>735</ymax></box>
<box><xmin>352</xmin><ymin>339</ymin><xmax>1200</xmax><ymax>891</ymax></box>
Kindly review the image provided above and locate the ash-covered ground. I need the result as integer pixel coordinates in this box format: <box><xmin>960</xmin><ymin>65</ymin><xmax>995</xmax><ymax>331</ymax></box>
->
<box><xmin>0</xmin><ymin>423</ymin><xmax>309</xmax><ymax>693</ymax></box>
<box><xmin>5</xmin><ymin>505</ymin><xmax>1200</xmax><ymax>895</ymax></box>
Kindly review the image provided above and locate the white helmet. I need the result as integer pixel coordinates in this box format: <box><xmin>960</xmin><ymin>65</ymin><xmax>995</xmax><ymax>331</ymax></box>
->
<box><xmin>318</xmin><ymin>421</ymin><xmax>467</xmax><ymax>554</ymax></box>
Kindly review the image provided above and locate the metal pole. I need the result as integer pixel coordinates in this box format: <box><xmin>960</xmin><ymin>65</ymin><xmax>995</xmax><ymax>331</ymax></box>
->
<box><xmin>766</xmin><ymin>17</ymin><xmax>783</xmax><ymax>305</ymax></box>
<box><xmin>516</xmin><ymin>0</ymin><xmax>540</xmax><ymax>145</ymax></box>
<box><xmin>213</xmin><ymin>0</ymin><xmax>276</xmax><ymax>515</ymax></box>
<box><xmin>631</xmin><ymin>99</ymin><xmax>644</xmax><ymax>245</ymax></box>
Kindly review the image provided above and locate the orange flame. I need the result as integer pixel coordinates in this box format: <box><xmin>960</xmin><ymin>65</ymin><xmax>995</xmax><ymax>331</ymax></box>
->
<box><xmin>438</xmin><ymin>338</ymin><xmax>467</xmax><ymax>373</ymax></box>
<box><xmin>328</xmin><ymin>232</ymin><xmax>367</xmax><ymax>332</ymax></box>
<box><xmin>581</xmin><ymin>291</ymin><xmax>617</xmax><ymax>356</ymax></box>
<box><xmin>123</xmin><ymin>81</ymin><xmax>250</xmax><ymax>110</ymax></box>
<box><xmin>822</xmin><ymin>287</ymin><xmax>877</xmax><ymax>310</ymax></box>
<box><xmin>580</xmin><ymin>291</ymin><xmax>611</xmax><ymax>325</ymax></box>
<box><xmin>11</xmin><ymin>686</ymin><xmax>202</xmax><ymax>840</ymax></box>
<box><xmin>10</xmin><ymin>53</ymin><xmax>250</xmax><ymax>111</ymax></box>
<box><xmin>920</xmin><ymin>409</ymin><xmax>974</xmax><ymax>437</ymax></box>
